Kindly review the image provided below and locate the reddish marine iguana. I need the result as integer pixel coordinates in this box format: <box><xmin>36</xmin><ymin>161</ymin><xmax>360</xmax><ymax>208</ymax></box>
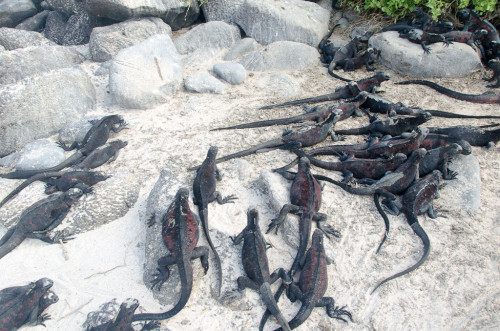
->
<box><xmin>260</xmin><ymin>72</ymin><xmax>390</xmax><ymax>109</ymax></box>
<box><xmin>371</xmin><ymin>170</ymin><xmax>442</xmax><ymax>293</ymax></box>
<box><xmin>231</xmin><ymin>209</ymin><xmax>292</xmax><ymax>331</ymax></box>
<box><xmin>427</xmin><ymin>124</ymin><xmax>500</xmax><ymax>147</ymax></box>
<box><xmin>131</xmin><ymin>188</ymin><xmax>210</xmax><ymax>322</ymax></box>
<box><xmin>260</xmin><ymin>230</ymin><xmax>352</xmax><ymax>330</ymax></box>
<box><xmin>396</xmin><ymin>80</ymin><xmax>500</xmax><ymax>104</ymax></box>
<box><xmin>0</xmin><ymin>115</ymin><xmax>127</xmax><ymax>179</ymax></box>
<box><xmin>192</xmin><ymin>147</ymin><xmax>237</xmax><ymax>296</ymax></box>
<box><xmin>0</xmin><ymin>188</ymin><xmax>82</xmax><ymax>260</ymax></box>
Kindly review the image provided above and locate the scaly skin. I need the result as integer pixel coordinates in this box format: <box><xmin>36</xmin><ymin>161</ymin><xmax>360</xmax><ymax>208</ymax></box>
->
<box><xmin>261</xmin><ymin>231</ymin><xmax>352</xmax><ymax>330</ymax></box>
<box><xmin>0</xmin><ymin>188</ymin><xmax>82</xmax><ymax>260</ymax></box>
<box><xmin>419</xmin><ymin>144</ymin><xmax>462</xmax><ymax>180</ymax></box>
<box><xmin>132</xmin><ymin>188</ymin><xmax>209</xmax><ymax>322</ymax></box>
<box><xmin>189</xmin><ymin>111</ymin><xmax>342</xmax><ymax>170</ymax></box>
<box><xmin>327</xmin><ymin>37</ymin><xmax>360</xmax><ymax>79</ymax></box>
<box><xmin>231</xmin><ymin>209</ymin><xmax>291</xmax><ymax>331</ymax></box>
<box><xmin>73</xmin><ymin>140</ymin><xmax>128</xmax><ymax>169</ymax></box>
<box><xmin>0</xmin><ymin>278</ymin><xmax>54</xmax><ymax>331</ymax></box>
<box><xmin>396</xmin><ymin>80</ymin><xmax>500</xmax><ymax>104</ymax></box>
<box><xmin>372</xmin><ymin>170</ymin><xmax>441</xmax><ymax>293</ymax></box>
<box><xmin>292</xmin><ymin>150</ymin><xmax>408</xmax><ymax>183</ymax></box>
<box><xmin>458</xmin><ymin>8</ymin><xmax>500</xmax><ymax>45</ymax></box>
<box><xmin>334</xmin><ymin>112</ymin><xmax>432</xmax><ymax>136</ymax></box>
<box><xmin>484</xmin><ymin>59</ymin><xmax>500</xmax><ymax>88</ymax></box>
<box><xmin>399</xmin><ymin>29</ymin><xmax>446</xmax><ymax>53</ymax></box>
<box><xmin>192</xmin><ymin>147</ymin><xmax>237</xmax><ymax>296</ymax></box>
<box><xmin>260</xmin><ymin>72</ymin><xmax>390</xmax><ymax>109</ymax></box>
<box><xmin>90</xmin><ymin>299</ymin><xmax>159</xmax><ymax>331</ymax></box>
<box><xmin>0</xmin><ymin>115</ymin><xmax>127</xmax><ymax>179</ymax></box>
<box><xmin>427</xmin><ymin>125</ymin><xmax>500</xmax><ymax>146</ymax></box>
<box><xmin>421</xmin><ymin>133</ymin><xmax>472</xmax><ymax>155</ymax></box>
<box><xmin>210</xmin><ymin>93</ymin><xmax>368</xmax><ymax>131</ymax></box>
<box><xmin>0</xmin><ymin>170</ymin><xmax>109</xmax><ymax>210</ymax></box>
<box><xmin>329</xmin><ymin>48</ymin><xmax>379</xmax><ymax>82</ymax></box>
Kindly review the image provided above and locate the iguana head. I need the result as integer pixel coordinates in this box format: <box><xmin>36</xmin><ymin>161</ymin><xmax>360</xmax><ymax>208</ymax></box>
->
<box><xmin>246</xmin><ymin>208</ymin><xmax>259</xmax><ymax>228</ymax></box>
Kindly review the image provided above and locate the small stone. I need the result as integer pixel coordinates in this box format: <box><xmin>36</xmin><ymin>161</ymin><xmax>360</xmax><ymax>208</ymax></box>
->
<box><xmin>213</xmin><ymin>62</ymin><xmax>247</xmax><ymax>85</ymax></box>
<box><xmin>15</xmin><ymin>139</ymin><xmax>66</xmax><ymax>171</ymax></box>
<box><xmin>184</xmin><ymin>71</ymin><xmax>226</xmax><ymax>94</ymax></box>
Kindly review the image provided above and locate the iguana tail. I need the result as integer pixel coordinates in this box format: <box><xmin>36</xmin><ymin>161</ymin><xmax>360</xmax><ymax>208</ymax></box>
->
<box><xmin>259</xmin><ymin>283</ymin><xmax>287</xmax><ymax>331</ymax></box>
<box><xmin>0</xmin><ymin>228</ymin><xmax>25</xmax><ymax>260</ymax></box>
<box><xmin>371</xmin><ymin>221</ymin><xmax>430</xmax><ymax>293</ymax></box>
<box><xmin>199</xmin><ymin>206</ymin><xmax>223</xmax><ymax>297</ymax></box>
<box><xmin>258</xmin><ymin>283</ymin><xmax>291</xmax><ymax>331</ymax></box>
<box><xmin>259</xmin><ymin>92</ymin><xmax>344</xmax><ymax>110</ymax></box>
<box><xmin>0</xmin><ymin>152</ymin><xmax>83</xmax><ymax>179</ymax></box>
<box><xmin>373</xmin><ymin>193</ymin><xmax>390</xmax><ymax>254</ymax></box>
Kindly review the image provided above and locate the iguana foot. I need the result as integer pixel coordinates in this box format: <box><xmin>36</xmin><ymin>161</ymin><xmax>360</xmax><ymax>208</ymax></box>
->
<box><xmin>52</xmin><ymin>231</ymin><xmax>74</xmax><ymax>243</ymax></box>
<box><xmin>38</xmin><ymin>313</ymin><xmax>52</xmax><ymax>326</ymax></box>
<box><xmin>141</xmin><ymin>321</ymin><xmax>161</xmax><ymax>331</ymax></box>
<box><xmin>267</xmin><ymin>217</ymin><xmax>286</xmax><ymax>235</ymax></box>
<box><xmin>151</xmin><ymin>267</ymin><xmax>170</xmax><ymax>290</ymax></box>
<box><xmin>218</xmin><ymin>194</ymin><xmax>238</xmax><ymax>204</ymax></box>
<box><xmin>327</xmin><ymin>304</ymin><xmax>353</xmax><ymax>323</ymax></box>
<box><xmin>319</xmin><ymin>225</ymin><xmax>341</xmax><ymax>239</ymax></box>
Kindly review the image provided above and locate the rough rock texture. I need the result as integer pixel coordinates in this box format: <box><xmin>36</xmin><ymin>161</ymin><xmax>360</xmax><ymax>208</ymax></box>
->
<box><xmin>213</xmin><ymin>62</ymin><xmax>247</xmax><ymax>85</ymax></box>
<box><xmin>89</xmin><ymin>17</ymin><xmax>172</xmax><ymax>62</ymax></box>
<box><xmin>43</xmin><ymin>10</ymin><xmax>67</xmax><ymax>44</ymax></box>
<box><xmin>369</xmin><ymin>31</ymin><xmax>483</xmax><ymax>78</ymax></box>
<box><xmin>82</xmin><ymin>0</ymin><xmax>200</xmax><ymax>30</ymax></box>
<box><xmin>60</xmin><ymin>11</ymin><xmax>94</xmax><ymax>45</ymax></box>
<box><xmin>174</xmin><ymin>21</ymin><xmax>241</xmax><ymax>55</ymax></box>
<box><xmin>15</xmin><ymin>9</ymin><xmax>50</xmax><ymax>31</ymax></box>
<box><xmin>0</xmin><ymin>67</ymin><xmax>95</xmax><ymax>157</ymax></box>
<box><xmin>0</xmin><ymin>45</ymin><xmax>84</xmax><ymax>84</ymax></box>
<box><xmin>45</xmin><ymin>0</ymin><xmax>82</xmax><ymax>15</ymax></box>
<box><xmin>0</xmin><ymin>27</ymin><xmax>56</xmax><ymax>50</ymax></box>
<box><xmin>443</xmin><ymin>154</ymin><xmax>481</xmax><ymax>213</ymax></box>
<box><xmin>14</xmin><ymin>139</ymin><xmax>66</xmax><ymax>171</ymax></box>
<box><xmin>63</xmin><ymin>170</ymin><xmax>141</xmax><ymax>234</ymax></box>
<box><xmin>185</xmin><ymin>71</ymin><xmax>226</xmax><ymax>94</ymax></box>
<box><xmin>0</xmin><ymin>0</ymin><xmax>37</xmax><ymax>28</ymax></box>
<box><xmin>109</xmin><ymin>34</ymin><xmax>182</xmax><ymax>109</ymax></box>
<box><xmin>256</xmin><ymin>72</ymin><xmax>300</xmax><ymax>97</ymax></box>
<box><xmin>58</xmin><ymin>115</ymin><xmax>101</xmax><ymax>146</ymax></box>
<box><xmin>223</xmin><ymin>37</ymin><xmax>261</xmax><ymax>61</ymax></box>
<box><xmin>239</xmin><ymin>40</ymin><xmax>320</xmax><ymax>71</ymax></box>
<box><xmin>202</xmin><ymin>0</ymin><xmax>330</xmax><ymax>46</ymax></box>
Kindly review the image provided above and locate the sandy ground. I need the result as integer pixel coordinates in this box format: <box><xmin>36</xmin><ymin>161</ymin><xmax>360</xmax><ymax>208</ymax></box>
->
<box><xmin>0</xmin><ymin>39</ymin><xmax>499</xmax><ymax>331</ymax></box>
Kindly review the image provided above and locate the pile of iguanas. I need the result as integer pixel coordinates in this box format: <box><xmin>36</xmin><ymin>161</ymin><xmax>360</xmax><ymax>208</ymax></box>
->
<box><xmin>0</xmin><ymin>6</ymin><xmax>498</xmax><ymax>331</ymax></box>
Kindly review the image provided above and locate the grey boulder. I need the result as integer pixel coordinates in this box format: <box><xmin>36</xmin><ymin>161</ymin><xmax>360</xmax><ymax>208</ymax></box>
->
<box><xmin>58</xmin><ymin>115</ymin><xmax>100</xmax><ymax>146</ymax></box>
<box><xmin>369</xmin><ymin>31</ymin><xmax>483</xmax><ymax>78</ymax></box>
<box><xmin>184</xmin><ymin>71</ymin><xmax>226</xmax><ymax>94</ymax></box>
<box><xmin>109</xmin><ymin>34</ymin><xmax>183</xmax><ymax>109</ymax></box>
<box><xmin>0</xmin><ymin>67</ymin><xmax>95</xmax><ymax>157</ymax></box>
<box><xmin>202</xmin><ymin>0</ymin><xmax>330</xmax><ymax>46</ymax></box>
<box><xmin>239</xmin><ymin>40</ymin><xmax>320</xmax><ymax>71</ymax></box>
<box><xmin>213</xmin><ymin>62</ymin><xmax>246</xmax><ymax>85</ymax></box>
<box><xmin>223</xmin><ymin>37</ymin><xmax>261</xmax><ymax>61</ymax></box>
<box><xmin>174</xmin><ymin>21</ymin><xmax>241</xmax><ymax>55</ymax></box>
<box><xmin>45</xmin><ymin>0</ymin><xmax>82</xmax><ymax>16</ymax></box>
<box><xmin>89</xmin><ymin>17</ymin><xmax>172</xmax><ymax>62</ymax></box>
<box><xmin>0</xmin><ymin>27</ymin><xmax>56</xmax><ymax>50</ymax></box>
<box><xmin>0</xmin><ymin>0</ymin><xmax>37</xmax><ymax>28</ymax></box>
<box><xmin>14</xmin><ymin>139</ymin><xmax>65</xmax><ymax>171</ymax></box>
<box><xmin>15</xmin><ymin>10</ymin><xmax>50</xmax><ymax>31</ymax></box>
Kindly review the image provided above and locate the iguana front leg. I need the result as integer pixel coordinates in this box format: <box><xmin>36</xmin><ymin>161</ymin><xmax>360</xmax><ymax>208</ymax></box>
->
<box><xmin>267</xmin><ymin>204</ymin><xmax>301</xmax><ymax>234</ymax></box>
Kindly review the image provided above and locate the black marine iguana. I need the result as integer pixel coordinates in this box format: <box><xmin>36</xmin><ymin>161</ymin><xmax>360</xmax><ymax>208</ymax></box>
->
<box><xmin>427</xmin><ymin>124</ymin><xmax>500</xmax><ymax>147</ymax></box>
<box><xmin>260</xmin><ymin>230</ymin><xmax>352</xmax><ymax>330</ymax></box>
<box><xmin>0</xmin><ymin>278</ymin><xmax>55</xmax><ymax>331</ymax></box>
<box><xmin>189</xmin><ymin>111</ymin><xmax>342</xmax><ymax>170</ymax></box>
<box><xmin>0</xmin><ymin>188</ymin><xmax>82</xmax><ymax>260</ymax></box>
<box><xmin>328</xmin><ymin>48</ymin><xmax>379</xmax><ymax>82</ymax></box>
<box><xmin>260</xmin><ymin>72</ymin><xmax>390</xmax><ymax>109</ymax></box>
<box><xmin>131</xmin><ymin>188</ymin><xmax>210</xmax><ymax>322</ymax></box>
<box><xmin>371</xmin><ymin>170</ymin><xmax>442</xmax><ymax>293</ymax></box>
<box><xmin>399</xmin><ymin>29</ymin><xmax>446</xmax><ymax>53</ymax></box>
<box><xmin>211</xmin><ymin>93</ymin><xmax>368</xmax><ymax>131</ymax></box>
<box><xmin>396</xmin><ymin>80</ymin><xmax>500</xmax><ymax>104</ymax></box>
<box><xmin>231</xmin><ymin>209</ymin><xmax>292</xmax><ymax>331</ymax></box>
<box><xmin>419</xmin><ymin>144</ymin><xmax>462</xmax><ymax>180</ymax></box>
<box><xmin>0</xmin><ymin>115</ymin><xmax>127</xmax><ymax>179</ymax></box>
<box><xmin>484</xmin><ymin>59</ymin><xmax>500</xmax><ymax>88</ymax></box>
<box><xmin>192</xmin><ymin>147</ymin><xmax>237</xmax><ymax>296</ymax></box>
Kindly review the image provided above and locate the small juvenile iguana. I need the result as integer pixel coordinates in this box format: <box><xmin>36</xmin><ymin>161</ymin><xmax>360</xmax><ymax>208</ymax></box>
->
<box><xmin>192</xmin><ymin>147</ymin><xmax>237</xmax><ymax>296</ymax></box>
<box><xmin>210</xmin><ymin>93</ymin><xmax>368</xmax><ymax>131</ymax></box>
<box><xmin>396</xmin><ymin>80</ymin><xmax>500</xmax><ymax>104</ymax></box>
<box><xmin>0</xmin><ymin>188</ymin><xmax>82</xmax><ymax>260</ymax></box>
<box><xmin>260</xmin><ymin>230</ymin><xmax>352</xmax><ymax>330</ymax></box>
<box><xmin>0</xmin><ymin>278</ymin><xmax>55</xmax><ymax>331</ymax></box>
<box><xmin>372</xmin><ymin>170</ymin><xmax>442</xmax><ymax>293</ymax></box>
<box><xmin>260</xmin><ymin>72</ymin><xmax>390</xmax><ymax>109</ymax></box>
<box><xmin>190</xmin><ymin>111</ymin><xmax>342</xmax><ymax>170</ymax></box>
<box><xmin>132</xmin><ymin>188</ymin><xmax>209</xmax><ymax>322</ymax></box>
<box><xmin>231</xmin><ymin>209</ymin><xmax>292</xmax><ymax>331</ymax></box>
<box><xmin>0</xmin><ymin>115</ymin><xmax>128</xmax><ymax>179</ymax></box>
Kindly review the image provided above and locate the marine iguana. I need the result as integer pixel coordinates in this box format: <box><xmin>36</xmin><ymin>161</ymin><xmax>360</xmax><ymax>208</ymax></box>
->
<box><xmin>0</xmin><ymin>170</ymin><xmax>109</xmax><ymax>210</ymax></box>
<box><xmin>231</xmin><ymin>209</ymin><xmax>292</xmax><ymax>331</ymax></box>
<box><xmin>421</xmin><ymin>133</ymin><xmax>473</xmax><ymax>155</ymax></box>
<box><xmin>0</xmin><ymin>188</ymin><xmax>82</xmax><ymax>260</ymax></box>
<box><xmin>328</xmin><ymin>48</ymin><xmax>379</xmax><ymax>82</ymax></box>
<box><xmin>192</xmin><ymin>147</ymin><xmax>237</xmax><ymax>296</ymax></box>
<box><xmin>72</xmin><ymin>140</ymin><xmax>128</xmax><ymax>169</ymax></box>
<box><xmin>0</xmin><ymin>115</ymin><xmax>128</xmax><ymax>179</ymax></box>
<box><xmin>399</xmin><ymin>29</ymin><xmax>446</xmax><ymax>53</ymax></box>
<box><xmin>484</xmin><ymin>59</ymin><xmax>500</xmax><ymax>88</ymax></box>
<box><xmin>88</xmin><ymin>299</ymin><xmax>160</xmax><ymax>331</ymax></box>
<box><xmin>260</xmin><ymin>72</ymin><xmax>390</xmax><ymax>109</ymax></box>
<box><xmin>210</xmin><ymin>93</ymin><xmax>368</xmax><ymax>131</ymax></box>
<box><xmin>427</xmin><ymin>124</ymin><xmax>500</xmax><ymax>147</ymax></box>
<box><xmin>381</xmin><ymin>22</ymin><xmax>454</xmax><ymax>34</ymax></box>
<box><xmin>36</xmin><ymin>290</ymin><xmax>58</xmax><ymax>327</ymax></box>
<box><xmin>293</xmin><ymin>149</ymin><xmax>408</xmax><ymax>183</ymax></box>
<box><xmin>260</xmin><ymin>230</ymin><xmax>352</xmax><ymax>330</ymax></box>
<box><xmin>132</xmin><ymin>188</ymin><xmax>210</xmax><ymax>322</ymax></box>
<box><xmin>0</xmin><ymin>278</ymin><xmax>55</xmax><ymax>331</ymax></box>
<box><xmin>327</xmin><ymin>37</ymin><xmax>361</xmax><ymax>78</ymax></box>
<box><xmin>396</xmin><ymin>79</ymin><xmax>500</xmax><ymax>104</ymax></box>
<box><xmin>319</xmin><ymin>23</ymin><xmax>341</xmax><ymax>64</ymax></box>
<box><xmin>371</xmin><ymin>170</ymin><xmax>442</xmax><ymax>293</ymax></box>
<box><xmin>419</xmin><ymin>144</ymin><xmax>462</xmax><ymax>180</ymax></box>
<box><xmin>334</xmin><ymin>112</ymin><xmax>432</xmax><ymax>137</ymax></box>
<box><xmin>458</xmin><ymin>8</ymin><xmax>500</xmax><ymax>45</ymax></box>
<box><xmin>189</xmin><ymin>111</ymin><xmax>342</xmax><ymax>170</ymax></box>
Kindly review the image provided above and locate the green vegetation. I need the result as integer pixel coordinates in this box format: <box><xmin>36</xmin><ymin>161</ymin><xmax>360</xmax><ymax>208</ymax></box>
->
<box><xmin>341</xmin><ymin>0</ymin><xmax>498</xmax><ymax>21</ymax></box>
